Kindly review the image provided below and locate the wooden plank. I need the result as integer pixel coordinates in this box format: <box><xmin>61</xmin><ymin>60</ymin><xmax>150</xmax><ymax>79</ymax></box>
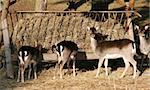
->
<box><xmin>1</xmin><ymin>0</ymin><xmax>14</xmax><ymax>79</ymax></box>
<box><xmin>11</xmin><ymin>52</ymin><xmax>98</xmax><ymax>63</ymax></box>
<box><xmin>16</xmin><ymin>11</ymin><xmax>135</xmax><ymax>13</ymax></box>
<box><xmin>43</xmin><ymin>52</ymin><xmax>98</xmax><ymax>62</ymax></box>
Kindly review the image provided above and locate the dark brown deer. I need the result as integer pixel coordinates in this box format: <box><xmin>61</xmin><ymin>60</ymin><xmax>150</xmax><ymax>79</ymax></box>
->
<box><xmin>64</xmin><ymin>1</ymin><xmax>76</xmax><ymax>11</ymax></box>
<box><xmin>52</xmin><ymin>40</ymin><xmax>78</xmax><ymax>79</ymax></box>
<box><xmin>87</xmin><ymin>27</ymin><xmax>138</xmax><ymax>78</ymax></box>
<box><xmin>17</xmin><ymin>46</ymin><xmax>42</xmax><ymax>83</ymax></box>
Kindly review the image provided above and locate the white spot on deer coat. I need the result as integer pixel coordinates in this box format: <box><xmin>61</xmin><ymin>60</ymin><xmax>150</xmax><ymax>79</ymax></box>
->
<box><xmin>24</xmin><ymin>51</ymin><xmax>28</xmax><ymax>56</ymax></box>
<box><xmin>104</xmin><ymin>54</ymin><xmax>123</xmax><ymax>59</ymax></box>
<box><xmin>60</xmin><ymin>45</ymin><xmax>64</xmax><ymax>53</ymax></box>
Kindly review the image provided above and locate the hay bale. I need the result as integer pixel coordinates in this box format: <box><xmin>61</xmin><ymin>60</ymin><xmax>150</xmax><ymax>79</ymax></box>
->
<box><xmin>43</xmin><ymin>15</ymin><xmax>56</xmax><ymax>49</ymax></box>
<box><xmin>12</xmin><ymin>19</ymin><xmax>25</xmax><ymax>44</ymax></box>
<box><xmin>11</xmin><ymin>13</ymin><xmax>130</xmax><ymax>52</ymax></box>
<box><xmin>38</xmin><ymin>16</ymin><xmax>49</xmax><ymax>46</ymax></box>
<box><xmin>81</xmin><ymin>16</ymin><xmax>89</xmax><ymax>50</ymax></box>
<box><xmin>31</xmin><ymin>17</ymin><xmax>42</xmax><ymax>46</ymax></box>
<box><xmin>67</xmin><ymin>15</ymin><xmax>76</xmax><ymax>40</ymax></box>
<box><xmin>51</xmin><ymin>15</ymin><xmax>64</xmax><ymax>45</ymax></box>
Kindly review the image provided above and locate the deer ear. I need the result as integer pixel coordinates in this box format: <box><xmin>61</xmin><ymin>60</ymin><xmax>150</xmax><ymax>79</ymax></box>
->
<box><xmin>67</xmin><ymin>1</ymin><xmax>70</xmax><ymax>5</ymax></box>
<box><xmin>95</xmin><ymin>27</ymin><xmax>99</xmax><ymax>30</ymax></box>
<box><xmin>145</xmin><ymin>25</ymin><xmax>149</xmax><ymax>30</ymax></box>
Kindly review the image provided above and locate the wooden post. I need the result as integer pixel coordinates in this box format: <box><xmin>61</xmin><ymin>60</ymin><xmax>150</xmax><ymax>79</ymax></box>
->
<box><xmin>1</xmin><ymin>0</ymin><xmax>14</xmax><ymax>78</ymax></box>
<box><xmin>0</xmin><ymin>0</ymin><xmax>3</xmax><ymax>43</ymax></box>
<box><xmin>125</xmin><ymin>2</ymin><xmax>134</xmax><ymax>41</ymax></box>
<box><xmin>0</xmin><ymin>0</ymin><xmax>2</xmax><ymax>11</ymax></box>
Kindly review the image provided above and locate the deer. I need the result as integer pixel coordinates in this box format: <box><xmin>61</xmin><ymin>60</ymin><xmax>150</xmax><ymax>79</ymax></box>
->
<box><xmin>52</xmin><ymin>40</ymin><xmax>78</xmax><ymax>79</ymax></box>
<box><xmin>134</xmin><ymin>24</ymin><xmax>150</xmax><ymax>69</ymax></box>
<box><xmin>87</xmin><ymin>26</ymin><xmax>138</xmax><ymax>78</ymax></box>
<box><xmin>135</xmin><ymin>25</ymin><xmax>150</xmax><ymax>56</ymax></box>
<box><xmin>64</xmin><ymin>1</ymin><xmax>77</xmax><ymax>11</ymax></box>
<box><xmin>17</xmin><ymin>45</ymin><xmax>43</xmax><ymax>83</ymax></box>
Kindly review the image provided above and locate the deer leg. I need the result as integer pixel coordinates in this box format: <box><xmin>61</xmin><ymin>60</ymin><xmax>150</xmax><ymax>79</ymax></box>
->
<box><xmin>17</xmin><ymin>67</ymin><xmax>21</xmax><ymax>82</ymax></box>
<box><xmin>67</xmin><ymin>60</ymin><xmax>71</xmax><ymax>73</ymax></box>
<box><xmin>130</xmin><ymin>59</ymin><xmax>138</xmax><ymax>78</ymax></box>
<box><xmin>54</xmin><ymin>63</ymin><xmax>59</xmax><ymax>79</ymax></box>
<box><xmin>96</xmin><ymin>57</ymin><xmax>104</xmax><ymax>77</ymax></box>
<box><xmin>148</xmin><ymin>54</ymin><xmax>150</xmax><ymax>68</ymax></box>
<box><xmin>140</xmin><ymin>56</ymin><xmax>144</xmax><ymax>71</ymax></box>
<box><xmin>21</xmin><ymin>68</ymin><xmax>25</xmax><ymax>83</ymax></box>
<box><xmin>72</xmin><ymin>60</ymin><xmax>76</xmax><ymax>77</ymax></box>
<box><xmin>28</xmin><ymin>64</ymin><xmax>32</xmax><ymax>80</ymax></box>
<box><xmin>53</xmin><ymin>56</ymin><xmax>61</xmax><ymax>79</ymax></box>
<box><xmin>104</xmin><ymin>58</ymin><xmax>109</xmax><ymax>76</ymax></box>
<box><xmin>70</xmin><ymin>53</ymin><xmax>76</xmax><ymax>77</ymax></box>
<box><xmin>33</xmin><ymin>63</ymin><xmax>37</xmax><ymax>80</ymax></box>
<box><xmin>120</xmin><ymin>57</ymin><xmax>130</xmax><ymax>78</ymax></box>
<box><xmin>59</xmin><ymin>61</ymin><xmax>66</xmax><ymax>79</ymax></box>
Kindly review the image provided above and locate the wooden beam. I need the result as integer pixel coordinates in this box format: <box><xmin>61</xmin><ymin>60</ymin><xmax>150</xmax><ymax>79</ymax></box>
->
<box><xmin>42</xmin><ymin>52</ymin><xmax>98</xmax><ymax>62</ymax></box>
<box><xmin>17</xmin><ymin>10</ymin><xmax>135</xmax><ymax>13</ymax></box>
<box><xmin>1</xmin><ymin>0</ymin><xmax>14</xmax><ymax>79</ymax></box>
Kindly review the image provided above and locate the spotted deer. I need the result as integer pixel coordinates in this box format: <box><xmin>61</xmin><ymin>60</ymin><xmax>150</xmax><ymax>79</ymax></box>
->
<box><xmin>17</xmin><ymin>46</ymin><xmax>42</xmax><ymax>83</ymax></box>
<box><xmin>52</xmin><ymin>40</ymin><xmax>78</xmax><ymax>79</ymax></box>
<box><xmin>87</xmin><ymin>27</ymin><xmax>138</xmax><ymax>78</ymax></box>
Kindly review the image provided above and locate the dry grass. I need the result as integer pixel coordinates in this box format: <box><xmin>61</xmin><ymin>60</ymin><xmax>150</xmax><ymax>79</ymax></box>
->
<box><xmin>0</xmin><ymin>66</ymin><xmax>150</xmax><ymax>90</ymax></box>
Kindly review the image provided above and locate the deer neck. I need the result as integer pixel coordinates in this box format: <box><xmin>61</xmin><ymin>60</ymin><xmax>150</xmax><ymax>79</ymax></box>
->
<box><xmin>139</xmin><ymin>34</ymin><xmax>147</xmax><ymax>45</ymax></box>
<box><xmin>90</xmin><ymin>37</ymin><xmax>98</xmax><ymax>51</ymax></box>
<box><xmin>139</xmin><ymin>34</ymin><xmax>150</xmax><ymax>54</ymax></box>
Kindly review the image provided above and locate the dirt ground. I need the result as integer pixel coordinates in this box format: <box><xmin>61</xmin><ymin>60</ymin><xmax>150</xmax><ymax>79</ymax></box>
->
<box><xmin>0</xmin><ymin>63</ymin><xmax>150</xmax><ymax>90</ymax></box>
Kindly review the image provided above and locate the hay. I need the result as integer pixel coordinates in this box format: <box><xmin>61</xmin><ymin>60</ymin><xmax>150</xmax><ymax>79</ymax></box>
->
<box><xmin>11</xmin><ymin>13</ymin><xmax>130</xmax><ymax>52</ymax></box>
